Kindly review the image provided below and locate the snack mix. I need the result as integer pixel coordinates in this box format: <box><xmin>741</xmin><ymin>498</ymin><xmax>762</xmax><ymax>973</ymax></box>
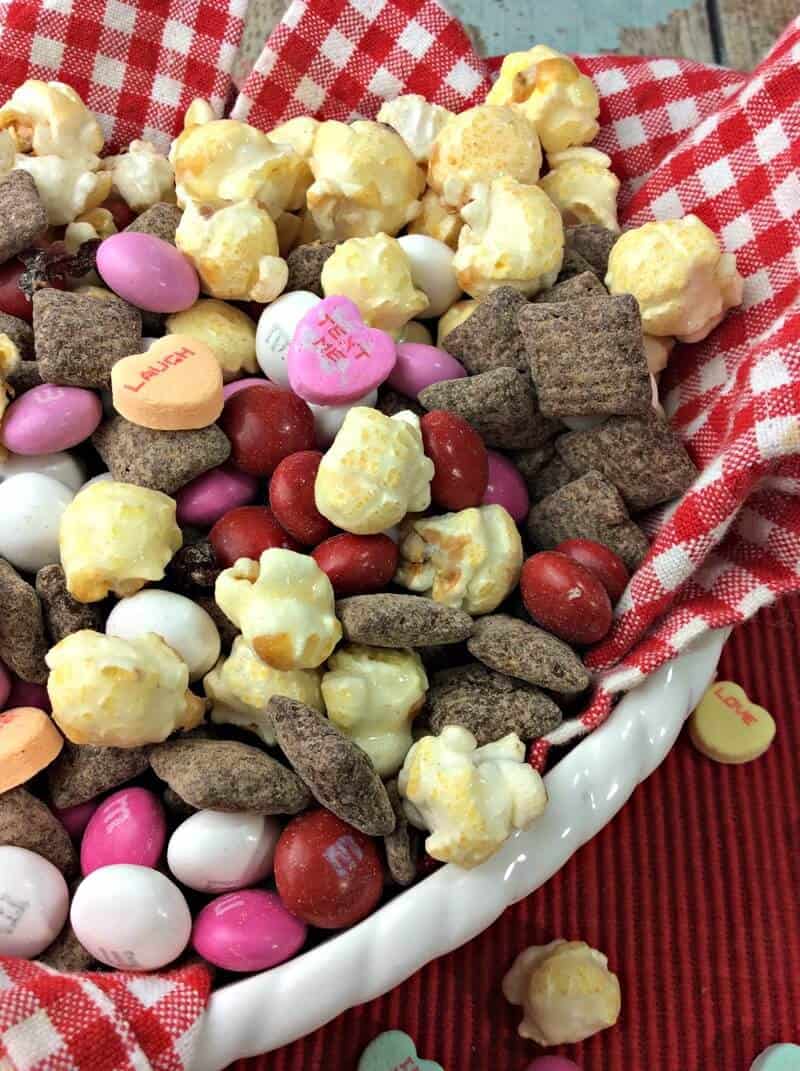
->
<box><xmin>0</xmin><ymin>54</ymin><xmax>742</xmax><ymax>988</ymax></box>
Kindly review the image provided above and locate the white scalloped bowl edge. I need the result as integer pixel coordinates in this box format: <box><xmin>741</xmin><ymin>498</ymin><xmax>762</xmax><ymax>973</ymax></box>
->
<box><xmin>190</xmin><ymin>628</ymin><xmax>728</xmax><ymax>1071</ymax></box>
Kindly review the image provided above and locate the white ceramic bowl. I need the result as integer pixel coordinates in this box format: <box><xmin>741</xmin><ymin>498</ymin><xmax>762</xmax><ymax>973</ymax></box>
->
<box><xmin>191</xmin><ymin>627</ymin><xmax>728</xmax><ymax>1070</ymax></box>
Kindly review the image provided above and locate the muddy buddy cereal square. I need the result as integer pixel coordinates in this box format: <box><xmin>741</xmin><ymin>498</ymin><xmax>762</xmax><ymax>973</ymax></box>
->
<box><xmin>442</xmin><ymin>286</ymin><xmax>530</xmax><ymax>375</ymax></box>
<box><xmin>519</xmin><ymin>294</ymin><xmax>651</xmax><ymax>417</ymax></box>
<box><xmin>0</xmin><ymin>787</ymin><xmax>77</xmax><ymax>876</ymax></box>
<box><xmin>565</xmin><ymin>223</ymin><xmax>619</xmax><ymax>278</ymax></box>
<box><xmin>36</xmin><ymin>564</ymin><xmax>107</xmax><ymax>644</ymax></box>
<box><xmin>557</xmin><ymin>244</ymin><xmax>597</xmax><ymax>281</ymax></box>
<box><xmin>556</xmin><ymin>414</ymin><xmax>698</xmax><ymax>511</ymax></box>
<box><xmin>383</xmin><ymin>778</ymin><xmax>419</xmax><ymax>886</ymax></box>
<box><xmin>33</xmin><ymin>289</ymin><xmax>142</xmax><ymax>389</ymax></box>
<box><xmin>0</xmin><ymin>558</ymin><xmax>49</xmax><ymax>683</ymax></box>
<box><xmin>47</xmin><ymin>742</ymin><xmax>151</xmax><ymax>809</ymax></box>
<box><xmin>6</xmin><ymin>360</ymin><xmax>42</xmax><ymax>393</ymax></box>
<box><xmin>92</xmin><ymin>414</ymin><xmax>231</xmax><ymax>494</ymax></box>
<box><xmin>526</xmin><ymin>470</ymin><xmax>649</xmax><ymax>570</ymax></box>
<box><xmin>533</xmin><ymin>270</ymin><xmax>606</xmax><ymax>304</ymax></box>
<box><xmin>124</xmin><ymin>202</ymin><xmax>183</xmax><ymax>245</ymax></box>
<box><xmin>509</xmin><ymin>443</ymin><xmax>556</xmax><ymax>483</ymax></box>
<box><xmin>336</xmin><ymin>594</ymin><xmax>473</xmax><ymax>648</ymax></box>
<box><xmin>0</xmin><ymin>170</ymin><xmax>47</xmax><ymax>263</ymax></box>
<box><xmin>285</xmin><ymin>241</ymin><xmax>337</xmax><ymax>297</ymax></box>
<box><xmin>376</xmin><ymin>385</ymin><xmax>425</xmax><ymax>418</ymax></box>
<box><xmin>467</xmin><ymin>614</ymin><xmax>590</xmax><ymax>696</ymax></box>
<box><xmin>525</xmin><ymin>455</ymin><xmax>575</xmax><ymax>502</ymax></box>
<box><xmin>419</xmin><ymin>366</ymin><xmax>559</xmax><ymax>449</ymax></box>
<box><xmin>0</xmin><ymin>311</ymin><xmax>34</xmax><ymax>360</ymax></box>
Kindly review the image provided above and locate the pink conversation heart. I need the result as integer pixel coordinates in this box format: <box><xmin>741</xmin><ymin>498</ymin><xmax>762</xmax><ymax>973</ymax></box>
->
<box><xmin>286</xmin><ymin>296</ymin><xmax>396</xmax><ymax>405</ymax></box>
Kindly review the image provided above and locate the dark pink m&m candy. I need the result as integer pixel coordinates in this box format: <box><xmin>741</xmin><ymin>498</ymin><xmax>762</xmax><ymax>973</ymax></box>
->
<box><xmin>192</xmin><ymin>889</ymin><xmax>306</xmax><ymax>972</ymax></box>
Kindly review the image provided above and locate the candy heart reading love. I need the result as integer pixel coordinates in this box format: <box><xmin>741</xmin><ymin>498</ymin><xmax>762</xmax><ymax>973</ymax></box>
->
<box><xmin>111</xmin><ymin>334</ymin><xmax>224</xmax><ymax>431</ymax></box>
<box><xmin>358</xmin><ymin>1031</ymin><xmax>443</xmax><ymax>1071</ymax></box>
<box><xmin>286</xmin><ymin>296</ymin><xmax>396</xmax><ymax>406</ymax></box>
<box><xmin>688</xmin><ymin>680</ymin><xmax>776</xmax><ymax>764</ymax></box>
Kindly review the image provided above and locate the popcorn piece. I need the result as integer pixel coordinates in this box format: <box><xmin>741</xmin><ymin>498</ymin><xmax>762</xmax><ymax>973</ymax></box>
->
<box><xmin>60</xmin><ymin>480</ymin><xmax>182</xmax><ymax>603</ymax></box>
<box><xmin>215</xmin><ymin>548</ymin><xmax>341</xmax><ymax>670</ymax></box>
<box><xmin>428</xmin><ymin>105</ymin><xmax>541</xmax><ymax>209</ymax></box>
<box><xmin>307</xmin><ymin>120</ymin><xmax>425</xmax><ymax>239</ymax></box>
<box><xmin>267</xmin><ymin>116</ymin><xmax>319</xmax><ymax>211</ymax></box>
<box><xmin>321</xmin><ymin>644</ymin><xmax>428</xmax><ymax>776</ymax></box>
<box><xmin>321</xmin><ymin>233</ymin><xmax>428</xmax><ymax>336</ymax></box>
<box><xmin>14</xmin><ymin>154</ymin><xmax>112</xmax><ymax>226</ymax></box>
<box><xmin>274</xmin><ymin>211</ymin><xmax>302</xmax><ymax>257</ymax></box>
<box><xmin>0</xmin><ymin>80</ymin><xmax>103</xmax><ymax>159</ymax></box>
<box><xmin>0</xmin><ymin>333</ymin><xmax>20</xmax><ymax>456</ymax></box>
<box><xmin>437</xmin><ymin>299</ymin><xmax>479</xmax><ymax>345</ymax></box>
<box><xmin>398</xmin><ymin>725</ymin><xmax>547</xmax><ymax>867</ymax></box>
<box><xmin>170</xmin><ymin>118</ymin><xmax>302</xmax><ymax>219</ymax></box>
<box><xmin>644</xmin><ymin>333</ymin><xmax>675</xmax><ymax>374</ymax></box>
<box><xmin>64</xmin><ymin>207</ymin><xmax>117</xmax><ymax>254</ymax></box>
<box><xmin>377</xmin><ymin>94</ymin><xmax>454</xmax><ymax>163</ymax></box>
<box><xmin>487</xmin><ymin>46</ymin><xmax>600</xmax><ymax>153</ymax></box>
<box><xmin>539</xmin><ymin>147</ymin><xmax>620</xmax><ymax>232</ymax></box>
<box><xmin>166</xmin><ymin>298</ymin><xmax>257</xmax><ymax>380</ymax></box>
<box><xmin>315</xmin><ymin>407</ymin><xmax>434</xmax><ymax>534</ymax></box>
<box><xmin>0</xmin><ymin>131</ymin><xmax>15</xmax><ymax>176</ymax></box>
<box><xmin>183</xmin><ymin>98</ymin><xmax>217</xmax><ymax>130</ymax></box>
<box><xmin>395</xmin><ymin>504</ymin><xmax>523</xmax><ymax>615</ymax></box>
<box><xmin>204</xmin><ymin>635</ymin><xmax>323</xmax><ymax>746</ymax></box>
<box><xmin>605</xmin><ymin>214</ymin><xmax>744</xmax><ymax>342</ymax></box>
<box><xmin>176</xmin><ymin>198</ymin><xmax>288</xmax><ymax>302</ymax></box>
<box><xmin>408</xmin><ymin>187</ymin><xmax>463</xmax><ymax>250</ymax></box>
<box><xmin>46</xmin><ymin>630</ymin><xmax>205</xmax><ymax>748</ymax></box>
<box><xmin>99</xmin><ymin>139</ymin><xmax>175</xmax><ymax>212</ymax></box>
<box><xmin>502</xmin><ymin>939</ymin><xmax>621</xmax><ymax>1044</ymax></box>
<box><xmin>454</xmin><ymin>177</ymin><xmax>564</xmax><ymax>299</ymax></box>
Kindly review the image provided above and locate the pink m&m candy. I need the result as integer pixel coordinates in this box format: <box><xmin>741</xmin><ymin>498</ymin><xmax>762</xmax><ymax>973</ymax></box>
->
<box><xmin>55</xmin><ymin>798</ymin><xmax>99</xmax><ymax>839</ymax></box>
<box><xmin>97</xmin><ymin>232</ymin><xmax>199</xmax><ymax>314</ymax></box>
<box><xmin>387</xmin><ymin>342</ymin><xmax>466</xmax><ymax>398</ymax></box>
<box><xmin>175</xmin><ymin>464</ymin><xmax>259</xmax><ymax>527</ymax></box>
<box><xmin>80</xmin><ymin>787</ymin><xmax>166</xmax><ymax>875</ymax></box>
<box><xmin>287</xmin><ymin>296</ymin><xmax>396</xmax><ymax>405</ymax></box>
<box><xmin>482</xmin><ymin>450</ymin><xmax>530</xmax><ymax>522</ymax></box>
<box><xmin>222</xmin><ymin>375</ymin><xmax>270</xmax><ymax>401</ymax></box>
<box><xmin>192</xmin><ymin>889</ymin><xmax>307</xmax><ymax>972</ymax></box>
<box><xmin>1</xmin><ymin>384</ymin><xmax>102</xmax><ymax>455</ymax></box>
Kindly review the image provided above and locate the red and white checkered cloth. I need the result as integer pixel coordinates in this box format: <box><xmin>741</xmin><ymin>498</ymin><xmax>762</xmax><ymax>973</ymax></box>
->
<box><xmin>1</xmin><ymin>0</ymin><xmax>800</xmax><ymax>1067</ymax></box>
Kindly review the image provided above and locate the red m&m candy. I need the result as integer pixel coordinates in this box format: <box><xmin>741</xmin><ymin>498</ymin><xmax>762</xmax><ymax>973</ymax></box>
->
<box><xmin>554</xmin><ymin>538</ymin><xmax>629</xmax><ymax>603</ymax></box>
<box><xmin>219</xmin><ymin>384</ymin><xmax>315</xmax><ymax>477</ymax></box>
<box><xmin>421</xmin><ymin>409</ymin><xmax>488</xmax><ymax>511</ymax></box>
<box><xmin>311</xmin><ymin>533</ymin><xmax>398</xmax><ymax>596</ymax></box>
<box><xmin>520</xmin><ymin>551</ymin><xmax>612</xmax><ymax>646</ymax></box>
<box><xmin>269</xmin><ymin>450</ymin><xmax>332</xmax><ymax>546</ymax></box>
<box><xmin>210</xmin><ymin>506</ymin><xmax>299</xmax><ymax>567</ymax></box>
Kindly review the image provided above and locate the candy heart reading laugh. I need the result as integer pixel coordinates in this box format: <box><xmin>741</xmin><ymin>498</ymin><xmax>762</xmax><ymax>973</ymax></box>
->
<box><xmin>287</xmin><ymin>296</ymin><xmax>396</xmax><ymax>405</ymax></box>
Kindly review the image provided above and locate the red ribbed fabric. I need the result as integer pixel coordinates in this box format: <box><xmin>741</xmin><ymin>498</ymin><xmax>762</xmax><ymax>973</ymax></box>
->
<box><xmin>236</xmin><ymin>596</ymin><xmax>800</xmax><ymax>1071</ymax></box>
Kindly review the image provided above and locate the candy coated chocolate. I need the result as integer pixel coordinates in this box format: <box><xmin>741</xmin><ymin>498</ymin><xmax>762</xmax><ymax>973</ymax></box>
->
<box><xmin>167</xmin><ymin>810</ymin><xmax>280</xmax><ymax>893</ymax></box>
<box><xmin>274</xmin><ymin>809</ymin><xmax>384</xmax><ymax>929</ymax></box>
<box><xmin>210</xmin><ymin>505</ymin><xmax>299</xmax><ymax>567</ymax></box>
<box><xmin>312</xmin><ymin>533</ymin><xmax>398</xmax><ymax>596</ymax></box>
<box><xmin>421</xmin><ymin>409</ymin><xmax>488</xmax><ymax>511</ymax></box>
<box><xmin>80</xmin><ymin>787</ymin><xmax>167</xmax><ymax>875</ymax></box>
<box><xmin>97</xmin><ymin>232</ymin><xmax>200</xmax><ymax>314</ymax></box>
<box><xmin>0</xmin><ymin>472</ymin><xmax>74</xmax><ymax>573</ymax></box>
<box><xmin>174</xmin><ymin>463</ymin><xmax>259</xmax><ymax>528</ymax></box>
<box><xmin>54</xmin><ymin>798</ymin><xmax>99</xmax><ymax>839</ymax></box>
<box><xmin>192</xmin><ymin>889</ymin><xmax>306</xmax><ymax>972</ymax></box>
<box><xmin>219</xmin><ymin>384</ymin><xmax>315</xmax><ymax>477</ymax></box>
<box><xmin>287</xmin><ymin>296</ymin><xmax>396</xmax><ymax>405</ymax></box>
<box><xmin>256</xmin><ymin>290</ymin><xmax>321</xmax><ymax>388</ymax></box>
<box><xmin>554</xmin><ymin>538</ymin><xmax>629</xmax><ymax>602</ymax></box>
<box><xmin>269</xmin><ymin>450</ymin><xmax>331</xmax><ymax>545</ymax></box>
<box><xmin>1</xmin><ymin>385</ymin><xmax>102</xmax><ymax>455</ymax></box>
<box><xmin>482</xmin><ymin>450</ymin><xmax>530</xmax><ymax>522</ymax></box>
<box><xmin>358</xmin><ymin>1030</ymin><xmax>444</xmax><ymax>1071</ymax></box>
<box><xmin>0</xmin><ymin>845</ymin><xmax>69</xmax><ymax>958</ymax></box>
<box><xmin>0</xmin><ymin>450</ymin><xmax>85</xmax><ymax>492</ymax></box>
<box><xmin>749</xmin><ymin>1045</ymin><xmax>800</xmax><ymax>1071</ymax></box>
<box><xmin>520</xmin><ymin>551</ymin><xmax>612</xmax><ymax>645</ymax></box>
<box><xmin>222</xmin><ymin>376</ymin><xmax>270</xmax><ymax>400</ymax></box>
<box><xmin>387</xmin><ymin>341</ymin><xmax>466</xmax><ymax>398</ymax></box>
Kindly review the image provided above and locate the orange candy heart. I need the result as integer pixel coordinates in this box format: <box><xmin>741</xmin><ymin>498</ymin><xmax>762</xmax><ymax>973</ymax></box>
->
<box><xmin>0</xmin><ymin>706</ymin><xmax>64</xmax><ymax>793</ymax></box>
<box><xmin>111</xmin><ymin>334</ymin><xmax>224</xmax><ymax>430</ymax></box>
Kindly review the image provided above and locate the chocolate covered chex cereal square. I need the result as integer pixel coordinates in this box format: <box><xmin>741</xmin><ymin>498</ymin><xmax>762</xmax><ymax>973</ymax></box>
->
<box><xmin>510</xmin><ymin>443</ymin><xmax>556</xmax><ymax>484</ymax></box>
<box><xmin>526</xmin><ymin>455</ymin><xmax>575</xmax><ymax>501</ymax></box>
<box><xmin>125</xmin><ymin>202</ymin><xmax>182</xmax><ymax>245</ymax></box>
<box><xmin>526</xmin><ymin>470</ymin><xmax>649</xmax><ymax>569</ymax></box>
<box><xmin>565</xmin><ymin>224</ymin><xmax>619</xmax><ymax>279</ymax></box>
<box><xmin>419</xmin><ymin>366</ymin><xmax>558</xmax><ymax>449</ymax></box>
<box><xmin>441</xmin><ymin>287</ymin><xmax>529</xmax><ymax>375</ymax></box>
<box><xmin>0</xmin><ymin>171</ymin><xmax>47</xmax><ymax>264</ymax></box>
<box><xmin>534</xmin><ymin>271</ymin><xmax>606</xmax><ymax>305</ymax></box>
<box><xmin>556</xmin><ymin>414</ymin><xmax>698</xmax><ymax>511</ymax></box>
<box><xmin>519</xmin><ymin>293</ymin><xmax>651</xmax><ymax>417</ymax></box>
<box><xmin>556</xmin><ymin>245</ymin><xmax>596</xmax><ymax>281</ymax></box>
<box><xmin>285</xmin><ymin>242</ymin><xmax>336</xmax><ymax>297</ymax></box>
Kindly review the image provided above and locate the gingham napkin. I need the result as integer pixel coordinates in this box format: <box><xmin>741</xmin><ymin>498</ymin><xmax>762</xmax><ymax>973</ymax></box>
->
<box><xmin>1</xmin><ymin>1</ymin><xmax>800</xmax><ymax>1067</ymax></box>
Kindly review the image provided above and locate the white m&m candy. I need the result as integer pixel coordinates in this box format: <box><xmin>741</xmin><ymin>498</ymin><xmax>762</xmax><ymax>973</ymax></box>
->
<box><xmin>71</xmin><ymin>864</ymin><xmax>191</xmax><ymax>970</ymax></box>
<box><xmin>0</xmin><ymin>472</ymin><xmax>74</xmax><ymax>572</ymax></box>
<box><xmin>397</xmin><ymin>234</ymin><xmax>461</xmax><ymax>318</ymax></box>
<box><xmin>0</xmin><ymin>846</ymin><xmax>69</xmax><ymax>958</ymax></box>
<box><xmin>0</xmin><ymin>450</ymin><xmax>85</xmax><ymax>493</ymax></box>
<box><xmin>167</xmin><ymin>810</ymin><xmax>281</xmax><ymax>893</ymax></box>
<box><xmin>105</xmin><ymin>588</ymin><xmax>221</xmax><ymax>681</ymax></box>
<box><xmin>255</xmin><ymin>290</ymin><xmax>321</xmax><ymax>387</ymax></box>
<box><xmin>308</xmin><ymin>389</ymin><xmax>378</xmax><ymax>447</ymax></box>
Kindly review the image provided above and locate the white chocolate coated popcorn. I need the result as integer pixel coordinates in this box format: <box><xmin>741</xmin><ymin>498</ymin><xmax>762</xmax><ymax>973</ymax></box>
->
<box><xmin>503</xmin><ymin>939</ymin><xmax>622</xmax><ymax>1045</ymax></box>
<box><xmin>183</xmin><ymin>98</ymin><xmax>217</xmax><ymax>130</ymax></box>
<box><xmin>64</xmin><ymin>207</ymin><xmax>117</xmax><ymax>254</ymax></box>
<box><xmin>321</xmin><ymin>233</ymin><xmax>428</xmax><ymax>335</ymax></box>
<box><xmin>605</xmin><ymin>214</ymin><xmax>744</xmax><ymax>342</ymax></box>
<box><xmin>322</xmin><ymin>645</ymin><xmax>428</xmax><ymax>776</ymax></box>
<box><xmin>454</xmin><ymin>177</ymin><xmax>564</xmax><ymax>299</ymax></box>
<box><xmin>0</xmin><ymin>80</ymin><xmax>103</xmax><ymax>159</ymax></box>
<box><xmin>437</xmin><ymin>299</ymin><xmax>479</xmax><ymax>345</ymax></box>
<box><xmin>0</xmin><ymin>131</ymin><xmax>16</xmax><ymax>176</ymax></box>
<box><xmin>0</xmin><ymin>334</ymin><xmax>20</xmax><ymax>460</ymax></box>
<box><xmin>315</xmin><ymin>408</ymin><xmax>434</xmax><ymax>535</ymax></box>
<box><xmin>267</xmin><ymin>116</ymin><xmax>319</xmax><ymax>211</ymax></box>
<box><xmin>407</xmin><ymin>187</ymin><xmax>464</xmax><ymax>250</ymax></box>
<box><xmin>428</xmin><ymin>105</ymin><xmax>541</xmax><ymax>209</ymax></box>
<box><xmin>215</xmin><ymin>549</ymin><xmax>341</xmax><ymax>671</ymax></box>
<box><xmin>398</xmin><ymin>726</ymin><xmax>547</xmax><ymax>868</ymax></box>
<box><xmin>14</xmin><ymin>154</ymin><xmax>112</xmax><ymax>226</ymax></box>
<box><xmin>487</xmin><ymin>46</ymin><xmax>600</xmax><ymax>153</ymax></box>
<box><xmin>643</xmin><ymin>333</ymin><xmax>675</xmax><ymax>374</ymax></box>
<box><xmin>539</xmin><ymin>147</ymin><xmax>620</xmax><ymax>232</ymax></box>
<box><xmin>167</xmin><ymin>298</ymin><xmax>258</xmax><ymax>380</ymax></box>
<box><xmin>204</xmin><ymin>635</ymin><xmax>324</xmax><ymax>746</ymax></box>
<box><xmin>377</xmin><ymin>94</ymin><xmax>454</xmax><ymax>163</ymax></box>
<box><xmin>170</xmin><ymin>118</ymin><xmax>302</xmax><ymax>219</ymax></box>
<box><xmin>100</xmin><ymin>139</ymin><xmax>175</xmax><ymax>212</ymax></box>
<box><xmin>307</xmin><ymin>120</ymin><xmax>425</xmax><ymax>240</ymax></box>
<box><xmin>176</xmin><ymin>199</ymin><xmax>288</xmax><ymax>303</ymax></box>
<box><xmin>60</xmin><ymin>480</ymin><xmax>182</xmax><ymax>603</ymax></box>
<box><xmin>395</xmin><ymin>504</ymin><xmax>523</xmax><ymax>615</ymax></box>
<box><xmin>46</xmin><ymin>630</ymin><xmax>205</xmax><ymax>748</ymax></box>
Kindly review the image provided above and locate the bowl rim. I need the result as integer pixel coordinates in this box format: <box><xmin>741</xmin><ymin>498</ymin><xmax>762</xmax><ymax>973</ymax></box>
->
<box><xmin>190</xmin><ymin>627</ymin><xmax>728</xmax><ymax>1071</ymax></box>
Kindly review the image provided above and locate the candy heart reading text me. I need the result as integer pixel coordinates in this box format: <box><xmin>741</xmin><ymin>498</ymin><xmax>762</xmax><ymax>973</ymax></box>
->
<box><xmin>286</xmin><ymin>296</ymin><xmax>396</xmax><ymax>406</ymax></box>
<box><xmin>111</xmin><ymin>334</ymin><xmax>224</xmax><ymax>431</ymax></box>
<box><xmin>357</xmin><ymin>1030</ymin><xmax>443</xmax><ymax>1071</ymax></box>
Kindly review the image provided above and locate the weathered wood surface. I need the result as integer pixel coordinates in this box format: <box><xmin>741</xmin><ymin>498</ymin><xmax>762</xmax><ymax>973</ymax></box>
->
<box><xmin>233</xmin><ymin>0</ymin><xmax>797</xmax><ymax>87</ymax></box>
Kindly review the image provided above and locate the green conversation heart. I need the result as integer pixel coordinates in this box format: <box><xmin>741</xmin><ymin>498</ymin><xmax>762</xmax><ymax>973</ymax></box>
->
<box><xmin>358</xmin><ymin>1030</ymin><xmax>444</xmax><ymax>1071</ymax></box>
